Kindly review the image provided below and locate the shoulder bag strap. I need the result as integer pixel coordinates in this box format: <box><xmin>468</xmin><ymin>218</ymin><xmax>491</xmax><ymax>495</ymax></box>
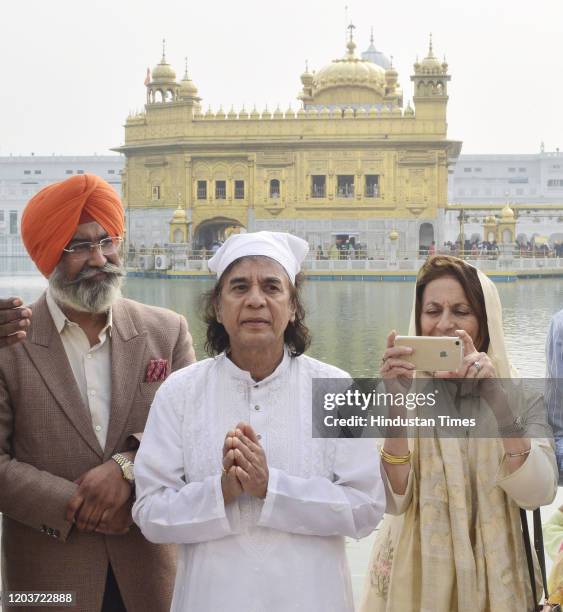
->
<box><xmin>521</xmin><ymin>508</ymin><xmax>539</xmax><ymax>607</ymax></box>
<box><xmin>533</xmin><ymin>507</ymin><xmax>549</xmax><ymax>600</ymax></box>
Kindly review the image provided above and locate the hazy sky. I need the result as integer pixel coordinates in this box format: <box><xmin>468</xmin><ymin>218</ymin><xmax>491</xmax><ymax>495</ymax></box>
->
<box><xmin>2</xmin><ymin>0</ymin><xmax>562</xmax><ymax>156</ymax></box>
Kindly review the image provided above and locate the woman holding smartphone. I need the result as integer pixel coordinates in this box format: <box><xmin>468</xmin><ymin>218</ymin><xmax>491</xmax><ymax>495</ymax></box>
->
<box><xmin>360</xmin><ymin>255</ymin><xmax>557</xmax><ymax>612</ymax></box>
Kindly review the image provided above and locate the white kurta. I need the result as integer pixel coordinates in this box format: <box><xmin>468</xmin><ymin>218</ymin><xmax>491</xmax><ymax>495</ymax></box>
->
<box><xmin>133</xmin><ymin>350</ymin><xmax>385</xmax><ymax>612</ymax></box>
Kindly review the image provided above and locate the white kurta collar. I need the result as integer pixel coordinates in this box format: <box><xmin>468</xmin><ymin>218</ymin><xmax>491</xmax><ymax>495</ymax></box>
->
<box><xmin>221</xmin><ymin>346</ymin><xmax>291</xmax><ymax>385</ymax></box>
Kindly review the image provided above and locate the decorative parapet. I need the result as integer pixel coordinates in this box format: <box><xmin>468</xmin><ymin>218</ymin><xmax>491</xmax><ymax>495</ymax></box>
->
<box><xmin>185</xmin><ymin>104</ymin><xmax>413</xmax><ymax>121</ymax></box>
<box><xmin>126</xmin><ymin>110</ymin><xmax>147</xmax><ymax>124</ymax></box>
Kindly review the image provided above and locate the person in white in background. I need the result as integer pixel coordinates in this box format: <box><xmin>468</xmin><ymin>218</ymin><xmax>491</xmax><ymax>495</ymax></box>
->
<box><xmin>133</xmin><ymin>231</ymin><xmax>385</xmax><ymax>612</ymax></box>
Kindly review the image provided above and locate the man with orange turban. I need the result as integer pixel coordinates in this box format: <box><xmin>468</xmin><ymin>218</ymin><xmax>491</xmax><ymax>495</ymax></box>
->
<box><xmin>0</xmin><ymin>174</ymin><xmax>196</xmax><ymax>612</ymax></box>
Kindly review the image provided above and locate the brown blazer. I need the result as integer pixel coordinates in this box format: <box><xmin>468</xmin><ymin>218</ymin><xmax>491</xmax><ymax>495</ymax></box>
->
<box><xmin>0</xmin><ymin>293</ymin><xmax>196</xmax><ymax>612</ymax></box>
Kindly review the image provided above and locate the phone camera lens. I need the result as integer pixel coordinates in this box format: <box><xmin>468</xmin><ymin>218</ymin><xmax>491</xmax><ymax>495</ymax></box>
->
<box><xmin>455</xmin><ymin>341</ymin><xmax>460</xmax><ymax>346</ymax></box>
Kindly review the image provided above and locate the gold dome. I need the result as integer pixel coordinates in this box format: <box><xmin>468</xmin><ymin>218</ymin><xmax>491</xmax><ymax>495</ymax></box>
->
<box><xmin>310</xmin><ymin>32</ymin><xmax>386</xmax><ymax>104</ymax></box>
<box><xmin>152</xmin><ymin>56</ymin><xmax>176</xmax><ymax>83</ymax></box>
<box><xmin>172</xmin><ymin>205</ymin><xmax>187</xmax><ymax>221</ymax></box>
<box><xmin>179</xmin><ymin>65</ymin><xmax>198</xmax><ymax>97</ymax></box>
<box><xmin>416</xmin><ymin>34</ymin><xmax>443</xmax><ymax>74</ymax></box>
<box><xmin>313</xmin><ymin>54</ymin><xmax>386</xmax><ymax>94</ymax></box>
<box><xmin>389</xmin><ymin>229</ymin><xmax>399</xmax><ymax>241</ymax></box>
<box><xmin>501</xmin><ymin>204</ymin><xmax>515</xmax><ymax>219</ymax></box>
<box><xmin>300</xmin><ymin>61</ymin><xmax>314</xmax><ymax>86</ymax></box>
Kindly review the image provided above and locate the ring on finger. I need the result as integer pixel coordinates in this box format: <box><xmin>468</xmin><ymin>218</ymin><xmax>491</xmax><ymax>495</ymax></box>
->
<box><xmin>472</xmin><ymin>361</ymin><xmax>481</xmax><ymax>372</ymax></box>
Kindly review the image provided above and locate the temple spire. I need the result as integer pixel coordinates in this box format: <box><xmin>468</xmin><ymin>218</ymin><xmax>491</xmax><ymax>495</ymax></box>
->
<box><xmin>427</xmin><ymin>33</ymin><xmax>434</xmax><ymax>58</ymax></box>
<box><xmin>346</xmin><ymin>22</ymin><xmax>357</xmax><ymax>57</ymax></box>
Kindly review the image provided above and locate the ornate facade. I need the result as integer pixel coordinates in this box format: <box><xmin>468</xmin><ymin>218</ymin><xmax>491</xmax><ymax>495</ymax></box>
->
<box><xmin>115</xmin><ymin>32</ymin><xmax>461</xmax><ymax>254</ymax></box>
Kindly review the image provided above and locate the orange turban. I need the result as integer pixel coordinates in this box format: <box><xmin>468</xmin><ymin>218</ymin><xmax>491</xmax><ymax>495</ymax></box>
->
<box><xmin>21</xmin><ymin>174</ymin><xmax>124</xmax><ymax>277</ymax></box>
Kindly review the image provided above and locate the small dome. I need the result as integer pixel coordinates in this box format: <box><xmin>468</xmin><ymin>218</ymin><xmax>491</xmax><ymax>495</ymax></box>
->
<box><xmin>301</xmin><ymin>61</ymin><xmax>314</xmax><ymax>86</ymax></box>
<box><xmin>180</xmin><ymin>76</ymin><xmax>198</xmax><ymax>96</ymax></box>
<box><xmin>417</xmin><ymin>35</ymin><xmax>443</xmax><ymax>73</ymax></box>
<box><xmin>172</xmin><ymin>205</ymin><xmax>187</xmax><ymax>221</ymax></box>
<box><xmin>178</xmin><ymin>59</ymin><xmax>198</xmax><ymax>98</ymax></box>
<box><xmin>501</xmin><ymin>204</ymin><xmax>515</xmax><ymax>219</ymax></box>
<box><xmin>389</xmin><ymin>229</ymin><xmax>399</xmax><ymax>241</ymax></box>
<box><xmin>420</xmin><ymin>54</ymin><xmax>441</xmax><ymax>71</ymax></box>
<box><xmin>385</xmin><ymin>61</ymin><xmax>398</xmax><ymax>79</ymax></box>
<box><xmin>485</xmin><ymin>215</ymin><xmax>497</xmax><ymax>224</ymax></box>
<box><xmin>152</xmin><ymin>55</ymin><xmax>177</xmax><ymax>83</ymax></box>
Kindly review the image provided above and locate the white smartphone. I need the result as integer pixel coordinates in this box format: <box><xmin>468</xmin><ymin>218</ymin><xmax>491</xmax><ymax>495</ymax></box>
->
<box><xmin>394</xmin><ymin>336</ymin><xmax>464</xmax><ymax>372</ymax></box>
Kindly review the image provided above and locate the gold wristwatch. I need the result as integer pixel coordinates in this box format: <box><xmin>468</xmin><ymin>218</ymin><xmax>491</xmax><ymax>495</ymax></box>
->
<box><xmin>112</xmin><ymin>453</ymin><xmax>135</xmax><ymax>485</ymax></box>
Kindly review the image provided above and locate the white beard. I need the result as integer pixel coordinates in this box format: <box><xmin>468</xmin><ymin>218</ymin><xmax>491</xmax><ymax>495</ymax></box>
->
<box><xmin>49</xmin><ymin>262</ymin><xmax>124</xmax><ymax>314</ymax></box>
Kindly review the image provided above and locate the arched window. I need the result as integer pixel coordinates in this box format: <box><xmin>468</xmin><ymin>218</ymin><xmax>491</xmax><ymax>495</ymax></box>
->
<box><xmin>418</xmin><ymin>222</ymin><xmax>434</xmax><ymax>254</ymax></box>
<box><xmin>155</xmin><ymin>90</ymin><xmax>164</xmax><ymax>103</ymax></box>
<box><xmin>270</xmin><ymin>179</ymin><xmax>280</xmax><ymax>199</ymax></box>
<box><xmin>165</xmin><ymin>89</ymin><xmax>175</xmax><ymax>102</ymax></box>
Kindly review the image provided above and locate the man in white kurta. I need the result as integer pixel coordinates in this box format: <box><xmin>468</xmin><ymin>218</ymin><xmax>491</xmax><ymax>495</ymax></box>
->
<box><xmin>133</xmin><ymin>347</ymin><xmax>385</xmax><ymax>612</ymax></box>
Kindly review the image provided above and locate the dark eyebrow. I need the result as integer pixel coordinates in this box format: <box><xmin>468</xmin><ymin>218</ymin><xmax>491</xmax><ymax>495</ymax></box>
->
<box><xmin>228</xmin><ymin>276</ymin><xmax>249</xmax><ymax>286</ymax></box>
<box><xmin>261</xmin><ymin>276</ymin><xmax>283</xmax><ymax>285</ymax></box>
<box><xmin>228</xmin><ymin>275</ymin><xmax>284</xmax><ymax>286</ymax></box>
<box><xmin>425</xmin><ymin>301</ymin><xmax>470</xmax><ymax>308</ymax></box>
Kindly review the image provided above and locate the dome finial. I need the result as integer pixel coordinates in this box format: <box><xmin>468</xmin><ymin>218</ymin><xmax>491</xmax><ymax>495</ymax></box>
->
<box><xmin>161</xmin><ymin>38</ymin><xmax>167</xmax><ymax>62</ymax></box>
<box><xmin>346</xmin><ymin>22</ymin><xmax>357</xmax><ymax>57</ymax></box>
<box><xmin>305</xmin><ymin>59</ymin><xmax>309</xmax><ymax>72</ymax></box>
<box><xmin>184</xmin><ymin>57</ymin><xmax>188</xmax><ymax>79</ymax></box>
<box><xmin>428</xmin><ymin>33</ymin><xmax>434</xmax><ymax>58</ymax></box>
<box><xmin>370</xmin><ymin>26</ymin><xmax>374</xmax><ymax>45</ymax></box>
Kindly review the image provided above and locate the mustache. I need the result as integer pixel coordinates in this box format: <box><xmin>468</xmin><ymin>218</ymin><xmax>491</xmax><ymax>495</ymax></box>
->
<box><xmin>65</xmin><ymin>262</ymin><xmax>125</xmax><ymax>286</ymax></box>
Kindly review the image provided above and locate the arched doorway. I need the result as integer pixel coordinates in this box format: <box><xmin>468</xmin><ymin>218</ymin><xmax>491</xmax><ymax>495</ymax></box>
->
<box><xmin>194</xmin><ymin>217</ymin><xmax>246</xmax><ymax>250</ymax></box>
<box><xmin>418</xmin><ymin>223</ymin><xmax>434</xmax><ymax>255</ymax></box>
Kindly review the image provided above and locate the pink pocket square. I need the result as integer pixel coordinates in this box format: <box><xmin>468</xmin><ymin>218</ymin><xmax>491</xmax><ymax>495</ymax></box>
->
<box><xmin>145</xmin><ymin>359</ymin><xmax>169</xmax><ymax>382</ymax></box>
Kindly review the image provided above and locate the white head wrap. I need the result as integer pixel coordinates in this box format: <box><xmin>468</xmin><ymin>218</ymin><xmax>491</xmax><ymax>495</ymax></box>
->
<box><xmin>207</xmin><ymin>231</ymin><xmax>309</xmax><ymax>283</ymax></box>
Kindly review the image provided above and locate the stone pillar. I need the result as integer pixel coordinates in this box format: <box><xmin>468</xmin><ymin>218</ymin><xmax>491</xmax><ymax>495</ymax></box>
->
<box><xmin>386</xmin><ymin>229</ymin><xmax>399</xmax><ymax>269</ymax></box>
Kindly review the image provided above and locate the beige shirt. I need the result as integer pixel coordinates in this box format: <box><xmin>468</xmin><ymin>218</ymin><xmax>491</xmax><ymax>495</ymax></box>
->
<box><xmin>46</xmin><ymin>290</ymin><xmax>112</xmax><ymax>449</ymax></box>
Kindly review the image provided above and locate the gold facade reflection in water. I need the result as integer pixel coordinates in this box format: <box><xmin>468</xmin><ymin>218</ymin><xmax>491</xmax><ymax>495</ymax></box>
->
<box><xmin>115</xmin><ymin>32</ymin><xmax>462</xmax><ymax>252</ymax></box>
